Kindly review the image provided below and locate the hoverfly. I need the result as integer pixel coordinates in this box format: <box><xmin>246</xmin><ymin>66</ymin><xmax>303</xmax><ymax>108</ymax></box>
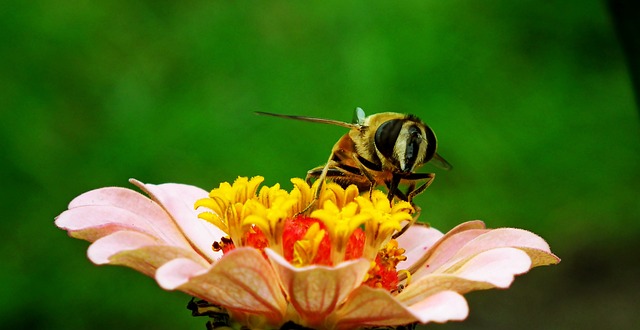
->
<box><xmin>256</xmin><ymin>108</ymin><xmax>451</xmax><ymax>208</ymax></box>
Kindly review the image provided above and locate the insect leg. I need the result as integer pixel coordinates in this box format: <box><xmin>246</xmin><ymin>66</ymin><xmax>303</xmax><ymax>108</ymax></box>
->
<box><xmin>406</xmin><ymin>173</ymin><xmax>435</xmax><ymax>203</ymax></box>
<box><xmin>386</xmin><ymin>174</ymin><xmax>402</xmax><ymax>203</ymax></box>
<box><xmin>304</xmin><ymin>148</ymin><xmax>364</xmax><ymax>212</ymax></box>
<box><xmin>391</xmin><ymin>173</ymin><xmax>433</xmax><ymax>239</ymax></box>
<box><xmin>349</xmin><ymin>154</ymin><xmax>378</xmax><ymax>198</ymax></box>
<box><xmin>303</xmin><ymin>151</ymin><xmax>336</xmax><ymax>213</ymax></box>
<box><xmin>392</xmin><ymin>204</ymin><xmax>421</xmax><ymax>239</ymax></box>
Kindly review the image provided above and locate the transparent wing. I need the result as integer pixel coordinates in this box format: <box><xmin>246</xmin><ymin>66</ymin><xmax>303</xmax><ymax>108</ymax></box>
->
<box><xmin>430</xmin><ymin>152</ymin><xmax>453</xmax><ymax>170</ymax></box>
<box><xmin>353</xmin><ymin>107</ymin><xmax>366</xmax><ymax>125</ymax></box>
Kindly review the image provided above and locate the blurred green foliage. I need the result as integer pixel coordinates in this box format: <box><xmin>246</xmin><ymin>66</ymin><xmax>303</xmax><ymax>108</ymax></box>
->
<box><xmin>1</xmin><ymin>0</ymin><xmax>639</xmax><ymax>329</ymax></box>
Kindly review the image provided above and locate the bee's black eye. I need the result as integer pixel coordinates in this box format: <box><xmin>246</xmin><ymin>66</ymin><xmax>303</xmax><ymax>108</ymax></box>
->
<box><xmin>404</xmin><ymin>125</ymin><xmax>422</xmax><ymax>170</ymax></box>
<box><xmin>374</xmin><ymin>119</ymin><xmax>404</xmax><ymax>159</ymax></box>
<box><xmin>422</xmin><ymin>124</ymin><xmax>437</xmax><ymax>163</ymax></box>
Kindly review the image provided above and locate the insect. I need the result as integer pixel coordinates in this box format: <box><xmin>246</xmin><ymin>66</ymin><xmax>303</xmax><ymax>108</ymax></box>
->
<box><xmin>256</xmin><ymin>108</ymin><xmax>451</xmax><ymax>207</ymax></box>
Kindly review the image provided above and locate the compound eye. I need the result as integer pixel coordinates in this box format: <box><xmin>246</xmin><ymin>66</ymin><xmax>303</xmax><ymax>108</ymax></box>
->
<box><xmin>374</xmin><ymin>119</ymin><xmax>404</xmax><ymax>159</ymax></box>
<box><xmin>404</xmin><ymin>125</ymin><xmax>422</xmax><ymax>168</ymax></box>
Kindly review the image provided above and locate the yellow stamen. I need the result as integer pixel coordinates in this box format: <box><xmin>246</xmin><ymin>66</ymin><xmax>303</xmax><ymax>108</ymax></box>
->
<box><xmin>311</xmin><ymin>200</ymin><xmax>369</xmax><ymax>264</ymax></box>
<box><xmin>356</xmin><ymin>191</ymin><xmax>413</xmax><ymax>259</ymax></box>
<box><xmin>194</xmin><ymin>176</ymin><xmax>266</xmax><ymax>247</ymax></box>
<box><xmin>292</xmin><ymin>222</ymin><xmax>325</xmax><ymax>267</ymax></box>
<box><xmin>289</xmin><ymin>178</ymin><xmax>317</xmax><ymax>215</ymax></box>
<box><xmin>322</xmin><ymin>182</ymin><xmax>360</xmax><ymax>209</ymax></box>
<box><xmin>195</xmin><ymin>176</ymin><xmax>416</xmax><ymax>272</ymax></box>
<box><xmin>243</xmin><ymin>191</ymin><xmax>297</xmax><ymax>255</ymax></box>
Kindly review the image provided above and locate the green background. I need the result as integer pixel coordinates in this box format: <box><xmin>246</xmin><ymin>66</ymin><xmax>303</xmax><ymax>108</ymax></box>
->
<box><xmin>2</xmin><ymin>1</ymin><xmax>639</xmax><ymax>329</ymax></box>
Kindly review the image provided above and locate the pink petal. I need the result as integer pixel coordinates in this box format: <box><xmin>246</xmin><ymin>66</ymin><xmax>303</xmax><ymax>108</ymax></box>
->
<box><xmin>448</xmin><ymin>247</ymin><xmax>532</xmax><ymax>288</ymax></box>
<box><xmin>56</xmin><ymin>187</ymin><xmax>190</xmax><ymax>248</ymax></box>
<box><xmin>396</xmin><ymin>224</ymin><xmax>443</xmax><ymax>270</ymax></box>
<box><xmin>408</xmin><ymin>290</ymin><xmax>468</xmax><ymax>323</ymax></box>
<box><xmin>88</xmin><ymin>231</ymin><xmax>158</xmax><ymax>264</ymax></box>
<box><xmin>328</xmin><ymin>286</ymin><xmax>415</xmax><ymax>329</ymax></box>
<box><xmin>411</xmin><ymin>226</ymin><xmax>490</xmax><ymax>280</ymax></box>
<box><xmin>412</xmin><ymin>229</ymin><xmax>488</xmax><ymax>275</ymax></box>
<box><xmin>397</xmin><ymin>249</ymin><xmax>537</xmax><ymax>306</ymax></box>
<box><xmin>329</xmin><ymin>286</ymin><xmax>468</xmax><ymax>329</ymax></box>
<box><xmin>452</xmin><ymin>228</ymin><xmax>560</xmax><ymax>267</ymax></box>
<box><xmin>56</xmin><ymin>204</ymin><xmax>190</xmax><ymax>249</ymax></box>
<box><xmin>265</xmin><ymin>249</ymin><xmax>371</xmax><ymax>328</ymax></box>
<box><xmin>88</xmin><ymin>231</ymin><xmax>207</xmax><ymax>277</ymax></box>
<box><xmin>156</xmin><ymin>248</ymin><xmax>287</xmax><ymax>326</ymax></box>
<box><xmin>396</xmin><ymin>274</ymin><xmax>490</xmax><ymax>306</ymax></box>
<box><xmin>155</xmin><ymin>258</ymin><xmax>208</xmax><ymax>290</ymax></box>
<box><xmin>131</xmin><ymin>179</ymin><xmax>225</xmax><ymax>262</ymax></box>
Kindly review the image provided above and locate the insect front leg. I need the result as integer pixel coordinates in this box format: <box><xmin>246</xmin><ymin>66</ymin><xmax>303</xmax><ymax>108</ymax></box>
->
<box><xmin>392</xmin><ymin>204</ymin><xmax>422</xmax><ymax>239</ymax></box>
<box><xmin>406</xmin><ymin>173</ymin><xmax>435</xmax><ymax>203</ymax></box>
<box><xmin>386</xmin><ymin>174</ymin><xmax>403</xmax><ymax>203</ymax></box>
<box><xmin>299</xmin><ymin>151</ymin><xmax>337</xmax><ymax>214</ymax></box>
<box><xmin>348</xmin><ymin>154</ymin><xmax>378</xmax><ymax>199</ymax></box>
<box><xmin>391</xmin><ymin>173</ymin><xmax>434</xmax><ymax>239</ymax></box>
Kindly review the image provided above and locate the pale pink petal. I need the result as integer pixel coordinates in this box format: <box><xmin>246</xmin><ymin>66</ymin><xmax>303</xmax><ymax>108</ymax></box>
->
<box><xmin>436</xmin><ymin>228</ymin><xmax>560</xmax><ymax>273</ymax></box>
<box><xmin>328</xmin><ymin>286</ymin><xmax>415</xmax><ymax>329</ymax></box>
<box><xmin>56</xmin><ymin>187</ymin><xmax>190</xmax><ymax>248</ymax></box>
<box><xmin>265</xmin><ymin>249</ymin><xmax>370</xmax><ymax>328</ymax></box>
<box><xmin>455</xmin><ymin>227</ymin><xmax>551</xmax><ymax>255</ymax></box>
<box><xmin>408</xmin><ymin>290</ymin><xmax>468</xmax><ymax>324</ymax></box>
<box><xmin>88</xmin><ymin>231</ymin><xmax>159</xmax><ymax>264</ymax></box>
<box><xmin>396</xmin><ymin>274</ymin><xmax>492</xmax><ymax>306</ymax></box>
<box><xmin>397</xmin><ymin>249</ymin><xmax>538</xmax><ymax>306</ymax></box>
<box><xmin>131</xmin><ymin>179</ymin><xmax>225</xmax><ymax>262</ymax></box>
<box><xmin>447</xmin><ymin>248</ymin><xmax>532</xmax><ymax>287</ymax></box>
<box><xmin>329</xmin><ymin>286</ymin><xmax>467</xmax><ymax>329</ymax></box>
<box><xmin>69</xmin><ymin>186</ymin><xmax>158</xmax><ymax>211</ymax></box>
<box><xmin>396</xmin><ymin>224</ymin><xmax>443</xmax><ymax>270</ymax></box>
<box><xmin>156</xmin><ymin>248</ymin><xmax>287</xmax><ymax>326</ymax></box>
<box><xmin>411</xmin><ymin>228</ymin><xmax>489</xmax><ymax>280</ymax></box>
<box><xmin>155</xmin><ymin>258</ymin><xmax>209</xmax><ymax>290</ymax></box>
<box><xmin>416</xmin><ymin>221</ymin><xmax>487</xmax><ymax>267</ymax></box>
<box><xmin>88</xmin><ymin>231</ymin><xmax>208</xmax><ymax>277</ymax></box>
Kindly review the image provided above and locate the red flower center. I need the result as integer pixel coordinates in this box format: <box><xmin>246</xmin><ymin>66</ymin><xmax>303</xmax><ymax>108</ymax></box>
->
<box><xmin>212</xmin><ymin>214</ymin><xmax>401</xmax><ymax>291</ymax></box>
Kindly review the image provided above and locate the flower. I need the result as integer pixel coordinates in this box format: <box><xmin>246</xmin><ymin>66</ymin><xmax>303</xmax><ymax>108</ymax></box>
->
<box><xmin>55</xmin><ymin>176</ymin><xmax>559</xmax><ymax>330</ymax></box>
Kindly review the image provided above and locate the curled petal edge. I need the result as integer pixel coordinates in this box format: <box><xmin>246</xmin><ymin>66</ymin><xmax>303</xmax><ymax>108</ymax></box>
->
<box><xmin>130</xmin><ymin>179</ymin><xmax>225</xmax><ymax>262</ymax></box>
<box><xmin>432</xmin><ymin>228</ymin><xmax>560</xmax><ymax>276</ymax></box>
<box><xmin>56</xmin><ymin>186</ymin><xmax>191</xmax><ymax>248</ymax></box>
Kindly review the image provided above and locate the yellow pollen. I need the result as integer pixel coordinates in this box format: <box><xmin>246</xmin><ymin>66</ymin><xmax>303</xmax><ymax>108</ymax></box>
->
<box><xmin>378</xmin><ymin>239</ymin><xmax>407</xmax><ymax>269</ymax></box>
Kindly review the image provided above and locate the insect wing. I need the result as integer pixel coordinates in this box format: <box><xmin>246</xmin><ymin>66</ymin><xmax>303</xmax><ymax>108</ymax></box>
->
<box><xmin>430</xmin><ymin>152</ymin><xmax>453</xmax><ymax>170</ymax></box>
<box><xmin>353</xmin><ymin>107</ymin><xmax>366</xmax><ymax>124</ymax></box>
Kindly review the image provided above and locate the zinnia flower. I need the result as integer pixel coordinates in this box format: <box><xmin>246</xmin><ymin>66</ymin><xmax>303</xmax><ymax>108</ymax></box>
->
<box><xmin>55</xmin><ymin>176</ymin><xmax>559</xmax><ymax>329</ymax></box>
